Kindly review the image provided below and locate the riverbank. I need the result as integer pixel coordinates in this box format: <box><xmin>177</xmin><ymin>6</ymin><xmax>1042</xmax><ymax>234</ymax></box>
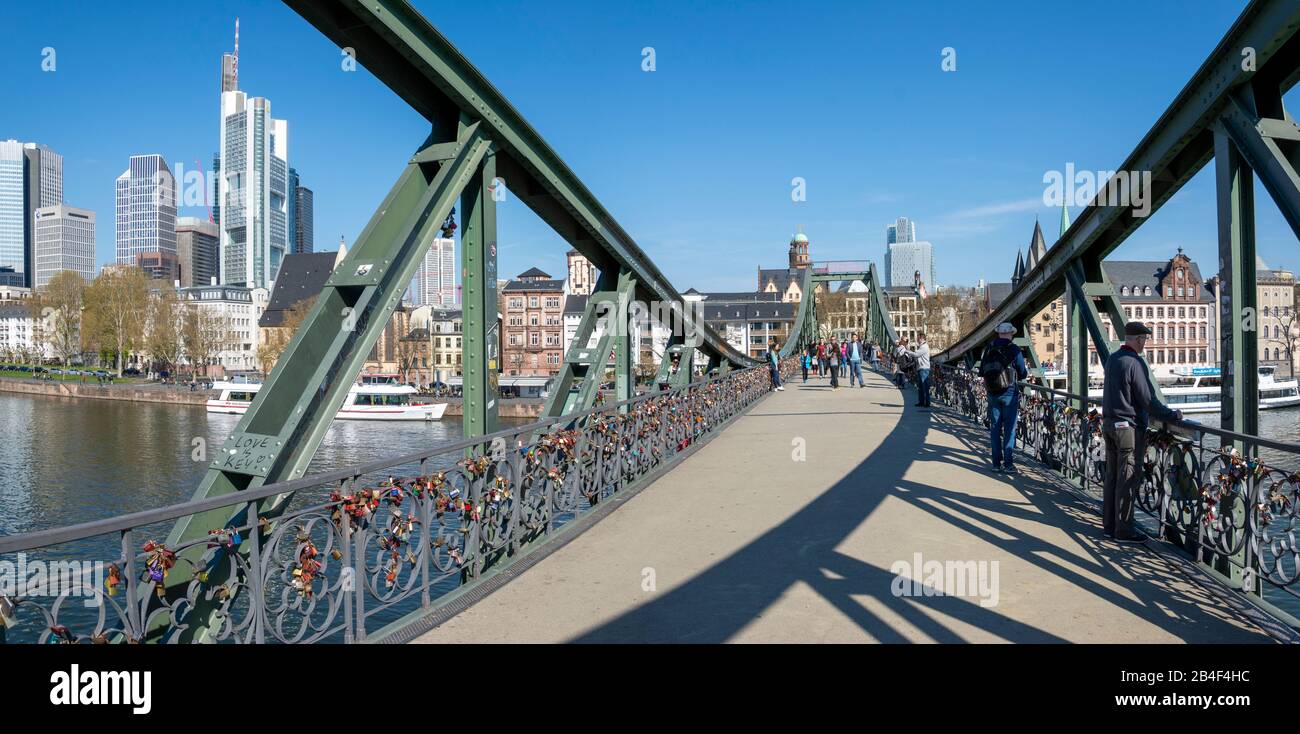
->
<box><xmin>0</xmin><ymin>376</ymin><xmax>546</xmax><ymax>417</ymax></box>
<box><xmin>0</xmin><ymin>376</ymin><xmax>212</xmax><ymax>405</ymax></box>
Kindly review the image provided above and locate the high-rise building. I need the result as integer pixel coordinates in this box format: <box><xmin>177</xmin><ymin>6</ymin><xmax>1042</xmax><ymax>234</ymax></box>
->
<box><xmin>136</xmin><ymin>250</ymin><xmax>181</xmax><ymax>282</ymax></box>
<box><xmin>115</xmin><ymin>154</ymin><xmax>177</xmax><ymax>268</ymax></box>
<box><xmin>295</xmin><ymin>184</ymin><xmax>313</xmax><ymax>254</ymax></box>
<box><xmin>287</xmin><ymin>167</ymin><xmax>298</xmax><ymax>258</ymax></box>
<box><xmin>885</xmin><ymin>240</ymin><xmax>934</xmax><ymax>290</ymax></box>
<box><xmin>566</xmin><ymin>250</ymin><xmax>597</xmax><ymax>296</ymax></box>
<box><xmin>176</xmin><ymin>216</ymin><xmax>219</xmax><ymax>287</ymax></box>
<box><xmin>0</xmin><ymin>140</ymin><xmax>63</xmax><ymax>287</ymax></box>
<box><xmin>217</xmin><ymin>29</ymin><xmax>290</xmax><ymax>288</ymax></box>
<box><xmin>886</xmin><ymin>217</ymin><xmax>916</xmax><ymax>245</ymax></box>
<box><xmin>33</xmin><ymin>205</ymin><xmax>95</xmax><ymax>287</ymax></box>
<box><xmin>414</xmin><ymin>237</ymin><xmax>456</xmax><ymax>306</ymax></box>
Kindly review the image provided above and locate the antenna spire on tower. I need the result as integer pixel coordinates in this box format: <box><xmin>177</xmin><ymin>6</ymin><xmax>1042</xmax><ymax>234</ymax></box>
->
<box><xmin>233</xmin><ymin>18</ymin><xmax>239</xmax><ymax>89</ymax></box>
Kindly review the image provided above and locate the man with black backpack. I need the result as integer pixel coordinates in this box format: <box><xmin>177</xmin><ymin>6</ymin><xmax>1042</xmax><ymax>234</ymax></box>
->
<box><xmin>980</xmin><ymin>322</ymin><xmax>1028</xmax><ymax>473</ymax></box>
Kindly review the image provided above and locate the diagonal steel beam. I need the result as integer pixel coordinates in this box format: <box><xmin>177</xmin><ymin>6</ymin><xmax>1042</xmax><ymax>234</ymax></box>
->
<box><xmin>282</xmin><ymin>0</ymin><xmax>753</xmax><ymax>369</ymax></box>
<box><xmin>154</xmin><ymin>123</ymin><xmax>491</xmax><ymax>641</ymax></box>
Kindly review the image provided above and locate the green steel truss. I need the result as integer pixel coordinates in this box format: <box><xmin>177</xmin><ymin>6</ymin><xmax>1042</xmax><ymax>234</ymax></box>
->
<box><xmin>808</xmin><ymin>263</ymin><xmax>897</xmax><ymax>357</ymax></box>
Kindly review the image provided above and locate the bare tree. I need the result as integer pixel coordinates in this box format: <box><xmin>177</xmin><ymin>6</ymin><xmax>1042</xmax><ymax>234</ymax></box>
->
<box><xmin>34</xmin><ymin>271</ymin><xmax>87</xmax><ymax>368</ymax></box>
<box><xmin>256</xmin><ymin>297</ymin><xmax>315</xmax><ymax>374</ymax></box>
<box><xmin>183</xmin><ymin>307</ymin><xmax>233</xmax><ymax>379</ymax></box>
<box><xmin>1268</xmin><ymin>308</ymin><xmax>1300</xmax><ymax>379</ymax></box>
<box><xmin>147</xmin><ymin>283</ymin><xmax>185</xmax><ymax>376</ymax></box>
<box><xmin>84</xmin><ymin>267</ymin><xmax>149</xmax><ymax>376</ymax></box>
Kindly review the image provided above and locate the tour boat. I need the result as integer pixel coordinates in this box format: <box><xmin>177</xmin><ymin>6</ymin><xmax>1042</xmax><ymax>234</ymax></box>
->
<box><xmin>206</xmin><ymin>375</ymin><xmax>448</xmax><ymax>421</ymax></box>
<box><xmin>1081</xmin><ymin>365</ymin><xmax>1300</xmax><ymax>413</ymax></box>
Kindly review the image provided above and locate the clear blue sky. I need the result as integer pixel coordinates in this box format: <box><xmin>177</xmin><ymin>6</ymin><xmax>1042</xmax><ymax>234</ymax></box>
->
<box><xmin>3</xmin><ymin>0</ymin><xmax>1295</xmax><ymax>292</ymax></box>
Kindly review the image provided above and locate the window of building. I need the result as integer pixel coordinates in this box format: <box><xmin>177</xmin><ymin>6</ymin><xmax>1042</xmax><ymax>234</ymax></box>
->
<box><xmin>529</xmin><ymin>313</ymin><xmax>538</xmax><ymax>326</ymax></box>
<box><xmin>530</xmin><ymin>332</ymin><xmax>539</xmax><ymax>346</ymax></box>
<box><xmin>529</xmin><ymin>296</ymin><xmax>539</xmax><ymax>308</ymax></box>
<box><xmin>1157</xmin><ymin>308</ymin><xmax>1164</xmax><ymax>318</ymax></box>
<box><xmin>1157</xmin><ymin>326</ymin><xmax>1165</xmax><ymax>340</ymax></box>
<box><xmin>1121</xmin><ymin>286</ymin><xmax>1129</xmax><ymax>296</ymax></box>
<box><xmin>545</xmin><ymin>297</ymin><xmax>560</xmax><ymax>309</ymax></box>
<box><xmin>1200</xmin><ymin>325</ymin><xmax>1207</xmax><ymax>340</ymax></box>
<box><xmin>508</xmin><ymin>298</ymin><xmax>523</xmax><ymax>309</ymax></box>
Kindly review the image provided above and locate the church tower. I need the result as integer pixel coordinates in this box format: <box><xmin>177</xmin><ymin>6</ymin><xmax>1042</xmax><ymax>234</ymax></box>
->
<box><xmin>789</xmin><ymin>227</ymin><xmax>810</xmax><ymax>268</ymax></box>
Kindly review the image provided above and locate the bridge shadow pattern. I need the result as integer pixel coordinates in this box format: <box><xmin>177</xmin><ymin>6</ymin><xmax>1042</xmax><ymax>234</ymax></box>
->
<box><xmin>567</xmin><ymin>373</ymin><xmax>1269</xmax><ymax>643</ymax></box>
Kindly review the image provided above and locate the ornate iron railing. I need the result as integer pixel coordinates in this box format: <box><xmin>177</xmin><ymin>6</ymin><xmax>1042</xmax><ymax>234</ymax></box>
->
<box><xmin>0</xmin><ymin>362</ymin><xmax>792</xmax><ymax>644</ymax></box>
<box><xmin>929</xmin><ymin>364</ymin><xmax>1300</xmax><ymax>621</ymax></box>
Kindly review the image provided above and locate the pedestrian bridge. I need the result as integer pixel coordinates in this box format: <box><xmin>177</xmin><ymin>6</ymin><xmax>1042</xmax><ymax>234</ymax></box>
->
<box><xmin>4</xmin><ymin>0</ymin><xmax>1300</xmax><ymax>644</ymax></box>
<box><xmin>405</xmin><ymin>370</ymin><xmax>1284</xmax><ymax>644</ymax></box>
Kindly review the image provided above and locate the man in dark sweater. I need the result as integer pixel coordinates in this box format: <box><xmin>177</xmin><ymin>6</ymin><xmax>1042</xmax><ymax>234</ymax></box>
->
<box><xmin>1101</xmin><ymin>321</ymin><xmax>1181</xmax><ymax>541</ymax></box>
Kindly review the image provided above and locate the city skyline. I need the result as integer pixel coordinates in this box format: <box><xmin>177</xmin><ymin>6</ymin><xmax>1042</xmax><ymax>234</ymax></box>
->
<box><xmin>4</xmin><ymin>1</ymin><xmax>1299</xmax><ymax>295</ymax></box>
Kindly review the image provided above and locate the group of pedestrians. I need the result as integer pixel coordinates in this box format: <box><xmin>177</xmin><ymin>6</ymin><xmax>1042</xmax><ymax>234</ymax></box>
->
<box><xmin>799</xmin><ymin>335</ymin><xmax>877</xmax><ymax>390</ymax></box>
<box><xmin>888</xmin><ymin>333</ymin><xmax>933</xmax><ymax>408</ymax></box>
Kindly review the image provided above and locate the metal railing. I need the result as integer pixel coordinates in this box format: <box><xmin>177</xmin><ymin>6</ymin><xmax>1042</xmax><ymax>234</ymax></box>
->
<box><xmin>929</xmin><ymin>364</ymin><xmax>1300</xmax><ymax>625</ymax></box>
<box><xmin>0</xmin><ymin>362</ymin><xmax>793</xmax><ymax>644</ymax></box>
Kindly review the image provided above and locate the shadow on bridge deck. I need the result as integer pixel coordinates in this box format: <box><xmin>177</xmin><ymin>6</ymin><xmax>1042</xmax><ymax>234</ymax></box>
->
<box><xmin>412</xmin><ymin>369</ymin><xmax>1275</xmax><ymax>643</ymax></box>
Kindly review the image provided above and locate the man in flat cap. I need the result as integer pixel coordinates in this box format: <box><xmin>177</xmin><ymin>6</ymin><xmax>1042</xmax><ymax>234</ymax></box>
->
<box><xmin>1101</xmin><ymin>320</ymin><xmax>1181</xmax><ymax>541</ymax></box>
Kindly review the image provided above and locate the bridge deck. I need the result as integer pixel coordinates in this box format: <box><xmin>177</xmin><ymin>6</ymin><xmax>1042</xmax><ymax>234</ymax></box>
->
<box><xmin>413</xmin><ymin>370</ymin><xmax>1275</xmax><ymax>643</ymax></box>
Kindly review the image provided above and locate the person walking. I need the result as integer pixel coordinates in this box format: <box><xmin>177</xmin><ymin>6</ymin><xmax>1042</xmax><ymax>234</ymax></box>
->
<box><xmin>848</xmin><ymin>333</ymin><xmax>864</xmax><ymax>387</ymax></box>
<box><xmin>839</xmin><ymin>341</ymin><xmax>848</xmax><ymax>379</ymax></box>
<box><xmin>815</xmin><ymin>340</ymin><xmax>825</xmax><ymax>377</ymax></box>
<box><xmin>800</xmin><ymin>349</ymin><xmax>810</xmax><ymax>383</ymax></box>
<box><xmin>913</xmin><ymin>332</ymin><xmax>932</xmax><ymax>408</ymax></box>
<box><xmin>869</xmin><ymin>342</ymin><xmax>881</xmax><ymax>371</ymax></box>
<box><xmin>767</xmin><ymin>340</ymin><xmax>785</xmax><ymax>392</ymax></box>
<box><xmin>827</xmin><ymin>339</ymin><xmax>841</xmax><ymax>390</ymax></box>
<box><xmin>1101</xmin><ymin>322</ymin><xmax>1180</xmax><ymax>541</ymax></box>
<box><xmin>980</xmin><ymin>323</ymin><xmax>1028</xmax><ymax>473</ymax></box>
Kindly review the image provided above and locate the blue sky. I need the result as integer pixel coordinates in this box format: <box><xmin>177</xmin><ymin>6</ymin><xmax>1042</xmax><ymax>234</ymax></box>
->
<box><xmin>3</xmin><ymin>0</ymin><xmax>1295</xmax><ymax>292</ymax></box>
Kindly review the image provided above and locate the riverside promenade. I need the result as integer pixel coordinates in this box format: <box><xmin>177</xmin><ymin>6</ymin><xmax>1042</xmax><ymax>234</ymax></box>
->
<box><xmin>413</xmin><ymin>369</ymin><xmax>1285</xmax><ymax>643</ymax></box>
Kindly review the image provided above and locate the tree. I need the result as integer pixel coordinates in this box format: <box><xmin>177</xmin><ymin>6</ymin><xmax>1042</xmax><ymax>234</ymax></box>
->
<box><xmin>1268</xmin><ymin>306</ymin><xmax>1300</xmax><ymax>379</ymax></box>
<box><xmin>183</xmin><ymin>307</ymin><xmax>232</xmax><ymax>379</ymax></box>
<box><xmin>34</xmin><ymin>271</ymin><xmax>86</xmax><ymax>368</ymax></box>
<box><xmin>84</xmin><ymin>267</ymin><xmax>149</xmax><ymax>376</ymax></box>
<box><xmin>146</xmin><ymin>283</ymin><xmax>185</xmax><ymax>375</ymax></box>
<box><xmin>256</xmin><ymin>297</ymin><xmax>315</xmax><ymax>374</ymax></box>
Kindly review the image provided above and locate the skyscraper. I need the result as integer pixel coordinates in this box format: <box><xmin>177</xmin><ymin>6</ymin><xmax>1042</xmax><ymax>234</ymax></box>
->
<box><xmin>287</xmin><ymin>167</ymin><xmax>298</xmax><ymax>258</ymax></box>
<box><xmin>0</xmin><ymin>140</ymin><xmax>63</xmax><ymax>287</ymax></box>
<box><xmin>176</xmin><ymin>216</ymin><xmax>219</xmax><ymax>287</ymax></box>
<box><xmin>217</xmin><ymin>26</ymin><xmax>290</xmax><ymax>288</ymax></box>
<box><xmin>294</xmin><ymin>184</ymin><xmax>313</xmax><ymax>254</ymax></box>
<box><xmin>34</xmin><ymin>205</ymin><xmax>95</xmax><ymax>287</ymax></box>
<box><xmin>115</xmin><ymin>154</ymin><xmax>178</xmax><ymax>267</ymax></box>
<box><xmin>414</xmin><ymin>237</ymin><xmax>456</xmax><ymax>306</ymax></box>
<box><xmin>886</xmin><ymin>216</ymin><xmax>916</xmax><ymax>245</ymax></box>
<box><xmin>886</xmin><ymin>241</ymin><xmax>935</xmax><ymax>291</ymax></box>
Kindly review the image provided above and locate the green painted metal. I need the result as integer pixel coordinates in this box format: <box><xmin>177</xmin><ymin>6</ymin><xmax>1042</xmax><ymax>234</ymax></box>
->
<box><xmin>152</xmin><ymin>123</ymin><xmax>492</xmax><ymax>641</ymax></box>
<box><xmin>541</xmin><ymin>269</ymin><xmax>636</xmax><ymax>418</ymax></box>
<box><xmin>282</xmin><ymin>0</ymin><xmax>753</xmax><ymax>370</ymax></box>
<box><xmin>461</xmin><ymin>134</ymin><xmax>500</xmax><ymax>440</ymax></box>
<box><xmin>1215</xmin><ymin>127</ymin><xmax>1260</xmax><ymax>448</ymax></box>
<box><xmin>1214</xmin><ymin>126</ymin><xmax>1261</xmax><ymax>593</ymax></box>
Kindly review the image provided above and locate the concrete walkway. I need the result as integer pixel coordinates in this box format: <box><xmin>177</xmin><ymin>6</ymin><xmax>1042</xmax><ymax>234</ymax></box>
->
<box><xmin>413</xmin><ymin>369</ymin><xmax>1275</xmax><ymax>643</ymax></box>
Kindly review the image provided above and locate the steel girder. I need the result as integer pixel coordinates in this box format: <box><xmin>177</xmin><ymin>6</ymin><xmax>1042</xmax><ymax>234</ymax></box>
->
<box><xmin>935</xmin><ymin>0</ymin><xmax>1300</xmax><ymax>366</ymax></box>
<box><xmin>282</xmin><ymin>0</ymin><xmax>754</xmax><ymax>372</ymax></box>
<box><xmin>807</xmin><ymin>263</ymin><xmax>896</xmax><ymax>356</ymax></box>
<box><xmin>542</xmin><ymin>269</ymin><xmax>637</xmax><ymax>417</ymax></box>
<box><xmin>154</xmin><ymin>123</ymin><xmax>492</xmax><ymax>641</ymax></box>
